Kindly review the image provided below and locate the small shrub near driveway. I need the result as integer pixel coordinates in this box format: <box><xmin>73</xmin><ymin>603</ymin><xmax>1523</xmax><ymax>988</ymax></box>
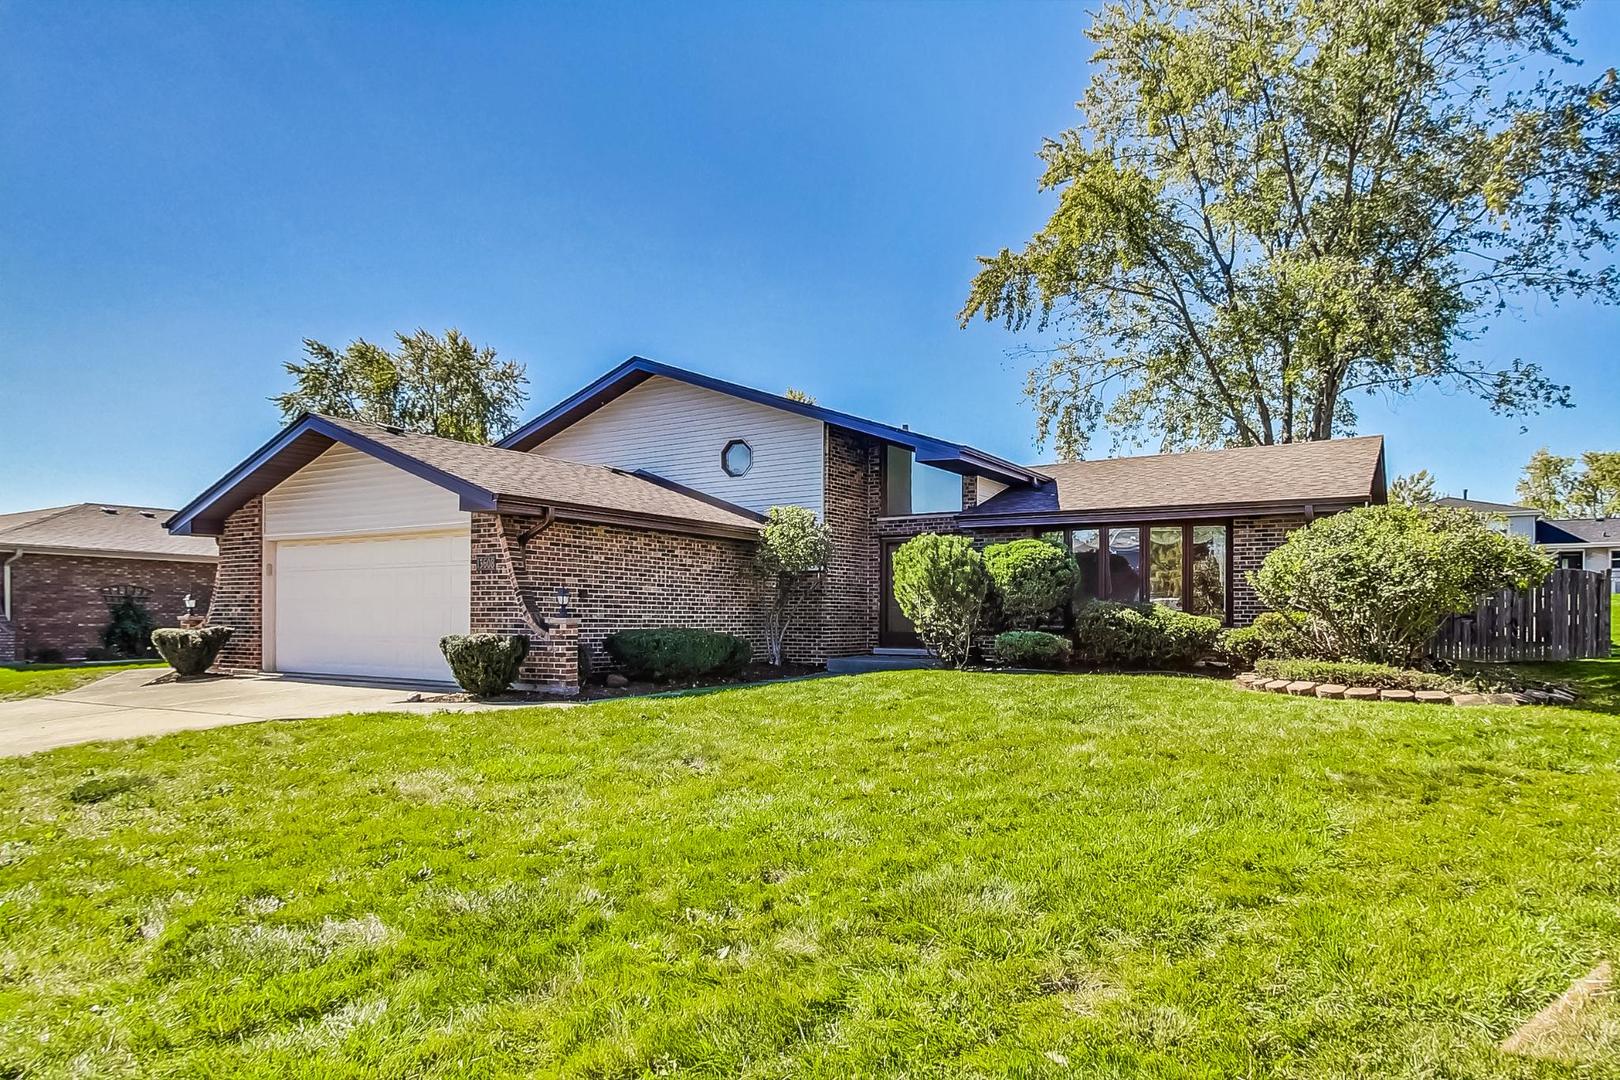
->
<box><xmin>983</xmin><ymin>538</ymin><xmax>1076</xmax><ymax>628</ymax></box>
<box><xmin>1254</xmin><ymin>504</ymin><xmax>1552</xmax><ymax>666</ymax></box>
<box><xmin>992</xmin><ymin>630</ymin><xmax>1072</xmax><ymax>669</ymax></box>
<box><xmin>439</xmin><ymin>634</ymin><xmax>529</xmax><ymax>697</ymax></box>
<box><xmin>604</xmin><ymin>628</ymin><xmax>751</xmax><ymax>682</ymax></box>
<box><xmin>1073</xmin><ymin>601</ymin><xmax>1221</xmax><ymax>668</ymax></box>
<box><xmin>891</xmin><ymin>534</ymin><xmax>990</xmax><ymax>667</ymax></box>
<box><xmin>151</xmin><ymin>626</ymin><xmax>234</xmax><ymax>678</ymax></box>
<box><xmin>1219</xmin><ymin>611</ymin><xmax>1317</xmax><ymax>668</ymax></box>
<box><xmin>1253</xmin><ymin>658</ymin><xmax>1461</xmax><ymax>692</ymax></box>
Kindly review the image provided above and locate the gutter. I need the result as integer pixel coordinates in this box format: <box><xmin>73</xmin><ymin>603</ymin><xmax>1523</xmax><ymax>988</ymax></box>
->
<box><xmin>2</xmin><ymin>549</ymin><xmax>21</xmax><ymax>621</ymax></box>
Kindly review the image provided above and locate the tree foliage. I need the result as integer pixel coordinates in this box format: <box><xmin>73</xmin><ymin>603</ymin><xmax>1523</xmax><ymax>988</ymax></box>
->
<box><xmin>1252</xmin><ymin>504</ymin><xmax>1553</xmax><ymax>665</ymax></box>
<box><xmin>1389</xmin><ymin>469</ymin><xmax>1438</xmax><ymax>506</ymax></box>
<box><xmin>272</xmin><ymin>328</ymin><xmax>528</xmax><ymax>444</ymax></box>
<box><xmin>1515</xmin><ymin>447</ymin><xmax>1620</xmax><ymax>516</ymax></box>
<box><xmin>890</xmin><ymin>534</ymin><xmax>990</xmax><ymax>667</ymax></box>
<box><xmin>783</xmin><ymin>387</ymin><xmax>818</xmax><ymax>404</ymax></box>
<box><xmin>753</xmin><ymin>505</ymin><xmax>832</xmax><ymax>666</ymax></box>
<box><xmin>983</xmin><ymin>538</ymin><xmax>1077</xmax><ymax>628</ymax></box>
<box><xmin>962</xmin><ymin>0</ymin><xmax>1619</xmax><ymax>458</ymax></box>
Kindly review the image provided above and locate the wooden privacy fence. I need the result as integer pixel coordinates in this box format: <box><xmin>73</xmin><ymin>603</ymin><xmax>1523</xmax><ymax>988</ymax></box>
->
<box><xmin>1431</xmin><ymin>568</ymin><xmax>1613</xmax><ymax>662</ymax></box>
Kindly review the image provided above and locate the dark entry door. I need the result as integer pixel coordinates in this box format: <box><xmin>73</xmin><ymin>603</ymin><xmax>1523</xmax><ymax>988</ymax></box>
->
<box><xmin>880</xmin><ymin>540</ymin><xmax>922</xmax><ymax>648</ymax></box>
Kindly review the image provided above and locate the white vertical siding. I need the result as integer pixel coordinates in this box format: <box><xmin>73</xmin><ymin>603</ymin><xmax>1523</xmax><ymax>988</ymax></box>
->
<box><xmin>1583</xmin><ymin>547</ymin><xmax>1612</xmax><ymax>574</ymax></box>
<box><xmin>975</xmin><ymin>476</ymin><xmax>1008</xmax><ymax>505</ymax></box>
<box><xmin>262</xmin><ymin>444</ymin><xmax>468</xmax><ymax>540</ymax></box>
<box><xmin>533</xmin><ymin>376</ymin><xmax>826</xmax><ymax>517</ymax></box>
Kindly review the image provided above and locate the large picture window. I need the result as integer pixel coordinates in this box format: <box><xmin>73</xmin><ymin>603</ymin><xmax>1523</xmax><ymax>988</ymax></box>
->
<box><xmin>882</xmin><ymin>446</ymin><xmax>962</xmax><ymax>516</ymax></box>
<box><xmin>1065</xmin><ymin>522</ymin><xmax>1230</xmax><ymax>622</ymax></box>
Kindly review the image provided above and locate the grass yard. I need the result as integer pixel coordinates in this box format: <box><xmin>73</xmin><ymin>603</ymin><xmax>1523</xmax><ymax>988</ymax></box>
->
<box><xmin>0</xmin><ymin>661</ymin><xmax>163</xmax><ymax>702</ymax></box>
<box><xmin>2</xmin><ymin>669</ymin><xmax>1619</xmax><ymax>1078</ymax></box>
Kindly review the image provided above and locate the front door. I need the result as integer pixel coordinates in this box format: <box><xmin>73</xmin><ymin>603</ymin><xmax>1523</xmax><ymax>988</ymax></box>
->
<box><xmin>879</xmin><ymin>540</ymin><xmax>922</xmax><ymax>648</ymax></box>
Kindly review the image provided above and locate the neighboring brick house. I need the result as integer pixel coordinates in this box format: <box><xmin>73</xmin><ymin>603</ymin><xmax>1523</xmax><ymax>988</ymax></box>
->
<box><xmin>167</xmin><ymin>357</ymin><xmax>1386</xmax><ymax>691</ymax></box>
<box><xmin>0</xmin><ymin>503</ymin><xmax>217</xmax><ymax>662</ymax></box>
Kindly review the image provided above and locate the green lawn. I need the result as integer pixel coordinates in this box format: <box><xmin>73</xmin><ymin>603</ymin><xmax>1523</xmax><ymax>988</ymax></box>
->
<box><xmin>0</xmin><ymin>661</ymin><xmax>163</xmax><ymax>702</ymax></box>
<box><xmin>2</xmin><ymin>669</ymin><xmax>1618</xmax><ymax>1078</ymax></box>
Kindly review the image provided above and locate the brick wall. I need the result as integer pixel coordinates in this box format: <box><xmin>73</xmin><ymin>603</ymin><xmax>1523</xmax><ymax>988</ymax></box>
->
<box><xmin>817</xmin><ymin>427</ymin><xmax>880</xmax><ymax>658</ymax></box>
<box><xmin>207</xmin><ymin>498</ymin><xmax>263</xmax><ymax>671</ymax></box>
<box><xmin>1231</xmin><ymin>514</ymin><xmax>1307</xmax><ymax>625</ymax></box>
<box><xmin>470</xmin><ymin>512</ymin><xmax>782</xmax><ymax>687</ymax></box>
<box><xmin>5</xmin><ymin>552</ymin><xmax>215</xmax><ymax>660</ymax></box>
<box><xmin>0</xmin><ymin>614</ymin><xmax>16</xmax><ymax>663</ymax></box>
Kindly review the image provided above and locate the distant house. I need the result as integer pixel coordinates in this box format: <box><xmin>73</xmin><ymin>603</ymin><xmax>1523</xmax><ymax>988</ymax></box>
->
<box><xmin>167</xmin><ymin>357</ymin><xmax>1387</xmax><ymax>690</ymax></box>
<box><xmin>1436</xmin><ymin>495</ymin><xmax>1620</xmax><ymax>587</ymax></box>
<box><xmin>0</xmin><ymin>504</ymin><xmax>218</xmax><ymax>662</ymax></box>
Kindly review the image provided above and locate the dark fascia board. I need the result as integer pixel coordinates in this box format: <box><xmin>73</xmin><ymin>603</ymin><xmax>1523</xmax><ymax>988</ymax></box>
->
<box><xmin>166</xmin><ymin>415</ymin><xmax>499</xmax><ymax>537</ymax></box>
<box><xmin>493</xmin><ymin>496</ymin><xmax>762</xmax><ymax>542</ymax></box>
<box><xmin>496</xmin><ymin>356</ymin><xmax>1045</xmax><ymax>487</ymax></box>
<box><xmin>958</xmin><ymin>497</ymin><xmax>1373</xmax><ymax>529</ymax></box>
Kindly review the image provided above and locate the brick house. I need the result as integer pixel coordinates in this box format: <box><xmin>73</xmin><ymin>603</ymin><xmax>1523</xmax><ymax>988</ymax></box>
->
<box><xmin>0</xmin><ymin>503</ymin><xmax>218</xmax><ymax>662</ymax></box>
<box><xmin>167</xmin><ymin>357</ymin><xmax>1386</xmax><ymax>690</ymax></box>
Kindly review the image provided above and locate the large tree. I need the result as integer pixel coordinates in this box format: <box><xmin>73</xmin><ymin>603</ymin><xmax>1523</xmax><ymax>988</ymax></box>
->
<box><xmin>273</xmin><ymin>328</ymin><xmax>528</xmax><ymax>444</ymax></box>
<box><xmin>1516</xmin><ymin>447</ymin><xmax>1620</xmax><ymax>516</ymax></box>
<box><xmin>962</xmin><ymin>0</ymin><xmax>1619</xmax><ymax>458</ymax></box>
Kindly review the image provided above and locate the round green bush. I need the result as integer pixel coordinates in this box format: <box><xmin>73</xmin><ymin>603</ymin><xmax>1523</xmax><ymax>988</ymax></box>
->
<box><xmin>891</xmin><ymin>533</ymin><xmax>990</xmax><ymax>667</ymax></box>
<box><xmin>439</xmin><ymin>634</ymin><xmax>529</xmax><ymax>696</ymax></box>
<box><xmin>1072</xmin><ymin>601</ymin><xmax>1221</xmax><ymax>668</ymax></box>
<box><xmin>151</xmin><ymin>625</ymin><xmax>234</xmax><ymax>678</ymax></box>
<box><xmin>983</xmin><ymin>539</ymin><xmax>1076</xmax><ymax>629</ymax></box>
<box><xmin>1218</xmin><ymin>611</ymin><xmax>1315</xmax><ymax>668</ymax></box>
<box><xmin>603</xmin><ymin>628</ymin><xmax>752</xmax><ymax>682</ymax></box>
<box><xmin>992</xmin><ymin>630</ymin><xmax>1073</xmax><ymax>669</ymax></box>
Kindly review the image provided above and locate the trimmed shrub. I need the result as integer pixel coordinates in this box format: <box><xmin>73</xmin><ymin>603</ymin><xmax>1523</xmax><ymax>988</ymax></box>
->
<box><xmin>1218</xmin><ymin>611</ymin><xmax>1316</xmax><ymax>668</ymax></box>
<box><xmin>983</xmin><ymin>539</ymin><xmax>1076</xmax><ymax>629</ymax></box>
<box><xmin>151</xmin><ymin>625</ymin><xmax>234</xmax><ymax>677</ymax></box>
<box><xmin>1252</xmin><ymin>658</ymin><xmax>1461</xmax><ymax>692</ymax></box>
<box><xmin>439</xmin><ymin>634</ymin><xmax>529</xmax><ymax>697</ymax></box>
<box><xmin>1253</xmin><ymin>504</ymin><xmax>1553</xmax><ymax>666</ymax></box>
<box><xmin>603</xmin><ymin>628</ymin><xmax>751</xmax><ymax>682</ymax></box>
<box><xmin>992</xmin><ymin>630</ymin><xmax>1072</xmax><ymax>669</ymax></box>
<box><xmin>891</xmin><ymin>534</ymin><xmax>990</xmax><ymax>667</ymax></box>
<box><xmin>1072</xmin><ymin>601</ymin><xmax>1221</xmax><ymax>668</ymax></box>
<box><xmin>29</xmin><ymin>648</ymin><xmax>65</xmax><ymax>664</ymax></box>
<box><xmin>103</xmin><ymin>596</ymin><xmax>156</xmax><ymax>658</ymax></box>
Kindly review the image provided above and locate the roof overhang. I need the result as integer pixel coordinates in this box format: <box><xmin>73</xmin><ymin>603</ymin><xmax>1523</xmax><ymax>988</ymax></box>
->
<box><xmin>958</xmin><ymin>497</ymin><xmax>1375</xmax><ymax>529</ymax></box>
<box><xmin>495</xmin><ymin>356</ymin><xmax>1046</xmax><ymax>487</ymax></box>
<box><xmin>166</xmin><ymin>415</ymin><xmax>501</xmax><ymax>537</ymax></box>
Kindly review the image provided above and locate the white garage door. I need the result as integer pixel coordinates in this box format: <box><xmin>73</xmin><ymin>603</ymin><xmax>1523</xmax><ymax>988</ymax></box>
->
<box><xmin>273</xmin><ymin>531</ymin><xmax>471</xmax><ymax>683</ymax></box>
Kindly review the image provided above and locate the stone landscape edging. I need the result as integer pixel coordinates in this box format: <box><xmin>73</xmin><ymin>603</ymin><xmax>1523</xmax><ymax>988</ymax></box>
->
<box><xmin>1232</xmin><ymin>671</ymin><xmax>1539</xmax><ymax>707</ymax></box>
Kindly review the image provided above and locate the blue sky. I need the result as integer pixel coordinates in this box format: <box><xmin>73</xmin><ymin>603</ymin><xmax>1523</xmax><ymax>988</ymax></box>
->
<box><xmin>2</xmin><ymin>0</ymin><xmax>1616</xmax><ymax>514</ymax></box>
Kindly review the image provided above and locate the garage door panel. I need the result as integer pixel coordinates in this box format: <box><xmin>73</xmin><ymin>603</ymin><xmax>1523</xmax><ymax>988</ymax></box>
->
<box><xmin>274</xmin><ymin>531</ymin><xmax>470</xmax><ymax>682</ymax></box>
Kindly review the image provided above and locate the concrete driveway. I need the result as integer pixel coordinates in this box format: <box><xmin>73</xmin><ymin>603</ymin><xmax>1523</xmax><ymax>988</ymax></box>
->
<box><xmin>0</xmin><ymin>670</ymin><xmax>565</xmax><ymax>757</ymax></box>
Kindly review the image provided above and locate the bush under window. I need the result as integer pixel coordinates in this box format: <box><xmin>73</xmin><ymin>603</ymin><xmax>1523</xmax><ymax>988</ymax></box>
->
<box><xmin>1072</xmin><ymin>601</ymin><xmax>1221</xmax><ymax>668</ymax></box>
<box><xmin>983</xmin><ymin>538</ymin><xmax>1076</xmax><ymax>629</ymax></box>
<box><xmin>1218</xmin><ymin>611</ymin><xmax>1317</xmax><ymax>668</ymax></box>
<box><xmin>440</xmin><ymin>634</ymin><xmax>529</xmax><ymax>696</ymax></box>
<box><xmin>151</xmin><ymin>626</ymin><xmax>234</xmax><ymax>677</ymax></box>
<box><xmin>603</xmin><ymin>628</ymin><xmax>751</xmax><ymax>682</ymax></box>
<box><xmin>992</xmin><ymin>630</ymin><xmax>1072</xmax><ymax>669</ymax></box>
<box><xmin>103</xmin><ymin>596</ymin><xmax>156</xmax><ymax>658</ymax></box>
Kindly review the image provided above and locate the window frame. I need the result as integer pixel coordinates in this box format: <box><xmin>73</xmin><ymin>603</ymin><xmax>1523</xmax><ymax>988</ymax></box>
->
<box><xmin>720</xmin><ymin>439</ymin><xmax>753</xmax><ymax>478</ymax></box>
<box><xmin>879</xmin><ymin>444</ymin><xmax>963</xmax><ymax>518</ymax></box>
<box><xmin>1062</xmin><ymin>521</ymin><xmax>1233</xmax><ymax>624</ymax></box>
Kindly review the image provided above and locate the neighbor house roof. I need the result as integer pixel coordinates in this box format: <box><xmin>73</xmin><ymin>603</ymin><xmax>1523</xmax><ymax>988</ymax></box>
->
<box><xmin>166</xmin><ymin>414</ymin><xmax>766</xmax><ymax>541</ymax></box>
<box><xmin>0</xmin><ymin>503</ymin><xmax>217</xmax><ymax>561</ymax></box>
<box><xmin>1536</xmin><ymin>517</ymin><xmax>1620</xmax><ymax>547</ymax></box>
<box><xmin>961</xmin><ymin>435</ymin><xmax>1386</xmax><ymax>525</ymax></box>
<box><xmin>1434</xmin><ymin>496</ymin><xmax>1537</xmax><ymax>514</ymax></box>
<box><xmin>495</xmin><ymin>356</ymin><xmax>1046</xmax><ymax>487</ymax></box>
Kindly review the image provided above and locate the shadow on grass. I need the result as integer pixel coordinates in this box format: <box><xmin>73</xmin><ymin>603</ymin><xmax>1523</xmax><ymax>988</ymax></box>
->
<box><xmin>1504</xmin><ymin>656</ymin><xmax>1620</xmax><ymax>716</ymax></box>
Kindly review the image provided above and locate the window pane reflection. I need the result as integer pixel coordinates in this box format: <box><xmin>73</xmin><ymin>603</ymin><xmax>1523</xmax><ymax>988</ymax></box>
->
<box><xmin>1190</xmin><ymin>525</ymin><xmax>1227</xmax><ymax>618</ymax></box>
<box><xmin>1148</xmin><ymin>526</ymin><xmax>1183</xmax><ymax>609</ymax></box>
<box><xmin>1070</xmin><ymin>528</ymin><xmax>1101</xmax><ymax>606</ymax></box>
<box><xmin>1105</xmin><ymin>527</ymin><xmax>1142</xmax><ymax>602</ymax></box>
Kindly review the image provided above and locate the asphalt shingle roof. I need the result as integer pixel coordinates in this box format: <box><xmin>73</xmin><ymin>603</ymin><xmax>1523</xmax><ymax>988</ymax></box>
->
<box><xmin>1434</xmin><ymin>496</ymin><xmax>1537</xmax><ymax>513</ymax></box>
<box><xmin>0</xmin><ymin>504</ymin><xmax>218</xmax><ymax>559</ymax></box>
<box><xmin>316</xmin><ymin>416</ymin><xmax>765</xmax><ymax>534</ymax></box>
<box><xmin>966</xmin><ymin>435</ymin><xmax>1385</xmax><ymax>519</ymax></box>
<box><xmin>1538</xmin><ymin>517</ymin><xmax>1620</xmax><ymax>545</ymax></box>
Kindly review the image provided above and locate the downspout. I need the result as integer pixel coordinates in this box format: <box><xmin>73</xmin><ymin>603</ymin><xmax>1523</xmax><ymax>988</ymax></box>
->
<box><xmin>2</xmin><ymin>549</ymin><xmax>21</xmax><ymax>621</ymax></box>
